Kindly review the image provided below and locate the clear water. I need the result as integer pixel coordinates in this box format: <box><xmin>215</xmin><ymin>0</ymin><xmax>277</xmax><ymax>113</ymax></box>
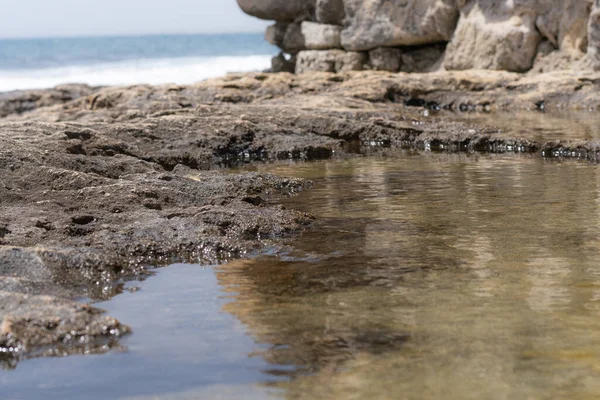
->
<box><xmin>0</xmin><ymin>34</ymin><xmax>276</xmax><ymax>91</ymax></box>
<box><xmin>6</xmin><ymin>151</ymin><xmax>600</xmax><ymax>399</ymax></box>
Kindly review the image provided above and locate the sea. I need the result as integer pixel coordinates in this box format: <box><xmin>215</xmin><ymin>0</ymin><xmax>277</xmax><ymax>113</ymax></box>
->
<box><xmin>0</xmin><ymin>33</ymin><xmax>277</xmax><ymax>92</ymax></box>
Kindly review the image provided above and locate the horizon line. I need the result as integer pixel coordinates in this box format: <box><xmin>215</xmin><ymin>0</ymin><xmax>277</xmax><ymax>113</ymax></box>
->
<box><xmin>0</xmin><ymin>30</ymin><xmax>267</xmax><ymax>41</ymax></box>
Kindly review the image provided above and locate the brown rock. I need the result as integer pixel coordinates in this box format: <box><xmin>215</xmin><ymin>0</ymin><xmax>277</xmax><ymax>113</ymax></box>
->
<box><xmin>316</xmin><ymin>0</ymin><xmax>345</xmax><ymax>25</ymax></box>
<box><xmin>341</xmin><ymin>0</ymin><xmax>459</xmax><ymax>51</ymax></box>
<box><xmin>444</xmin><ymin>0</ymin><xmax>542</xmax><ymax>72</ymax></box>
<box><xmin>236</xmin><ymin>0</ymin><xmax>315</xmax><ymax>21</ymax></box>
<box><xmin>368</xmin><ymin>47</ymin><xmax>403</xmax><ymax>72</ymax></box>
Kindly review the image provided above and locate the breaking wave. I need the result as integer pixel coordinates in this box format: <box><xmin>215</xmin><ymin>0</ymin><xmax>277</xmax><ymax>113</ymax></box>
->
<box><xmin>0</xmin><ymin>55</ymin><xmax>272</xmax><ymax>92</ymax></box>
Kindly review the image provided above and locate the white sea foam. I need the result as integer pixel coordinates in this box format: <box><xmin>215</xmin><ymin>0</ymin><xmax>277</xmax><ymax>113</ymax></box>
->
<box><xmin>0</xmin><ymin>55</ymin><xmax>272</xmax><ymax>92</ymax></box>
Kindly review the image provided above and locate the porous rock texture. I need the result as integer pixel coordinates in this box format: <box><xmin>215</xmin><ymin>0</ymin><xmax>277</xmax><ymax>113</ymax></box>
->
<box><xmin>341</xmin><ymin>0</ymin><xmax>459</xmax><ymax>51</ymax></box>
<box><xmin>5</xmin><ymin>64</ymin><xmax>600</xmax><ymax>365</ymax></box>
<box><xmin>244</xmin><ymin>0</ymin><xmax>600</xmax><ymax>74</ymax></box>
<box><xmin>296</xmin><ymin>50</ymin><xmax>367</xmax><ymax>73</ymax></box>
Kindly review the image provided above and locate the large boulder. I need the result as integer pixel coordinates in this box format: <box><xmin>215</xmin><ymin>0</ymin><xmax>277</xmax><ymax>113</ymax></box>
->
<box><xmin>536</xmin><ymin>0</ymin><xmax>593</xmax><ymax>54</ymax></box>
<box><xmin>302</xmin><ymin>22</ymin><xmax>342</xmax><ymax>50</ymax></box>
<box><xmin>266</xmin><ymin>22</ymin><xmax>342</xmax><ymax>53</ymax></box>
<box><xmin>444</xmin><ymin>0</ymin><xmax>542</xmax><ymax>72</ymax></box>
<box><xmin>341</xmin><ymin>0</ymin><xmax>459</xmax><ymax>51</ymax></box>
<box><xmin>236</xmin><ymin>0</ymin><xmax>315</xmax><ymax>21</ymax></box>
<box><xmin>296</xmin><ymin>50</ymin><xmax>367</xmax><ymax>73</ymax></box>
<box><xmin>589</xmin><ymin>0</ymin><xmax>600</xmax><ymax>70</ymax></box>
<box><xmin>316</xmin><ymin>0</ymin><xmax>345</xmax><ymax>25</ymax></box>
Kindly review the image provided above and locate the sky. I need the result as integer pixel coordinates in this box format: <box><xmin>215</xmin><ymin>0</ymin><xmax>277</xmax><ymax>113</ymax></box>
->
<box><xmin>0</xmin><ymin>0</ymin><xmax>269</xmax><ymax>39</ymax></box>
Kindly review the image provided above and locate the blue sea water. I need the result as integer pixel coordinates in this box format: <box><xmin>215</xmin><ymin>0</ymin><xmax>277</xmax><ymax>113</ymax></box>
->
<box><xmin>0</xmin><ymin>33</ymin><xmax>276</xmax><ymax>92</ymax></box>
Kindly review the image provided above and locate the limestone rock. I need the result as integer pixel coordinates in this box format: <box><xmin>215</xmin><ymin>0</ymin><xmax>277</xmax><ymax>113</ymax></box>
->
<box><xmin>266</xmin><ymin>23</ymin><xmax>305</xmax><ymax>54</ymax></box>
<box><xmin>316</xmin><ymin>0</ymin><xmax>345</xmax><ymax>25</ymax></box>
<box><xmin>444</xmin><ymin>1</ymin><xmax>542</xmax><ymax>72</ymax></box>
<box><xmin>341</xmin><ymin>0</ymin><xmax>459</xmax><ymax>51</ymax></box>
<box><xmin>296</xmin><ymin>50</ymin><xmax>367</xmax><ymax>73</ymax></box>
<box><xmin>400</xmin><ymin>44</ymin><xmax>445</xmax><ymax>73</ymax></box>
<box><xmin>301</xmin><ymin>22</ymin><xmax>342</xmax><ymax>50</ymax></box>
<box><xmin>589</xmin><ymin>0</ymin><xmax>600</xmax><ymax>70</ymax></box>
<box><xmin>536</xmin><ymin>0</ymin><xmax>592</xmax><ymax>54</ymax></box>
<box><xmin>236</xmin><ymin>0</ymin><xmax>315</xmax><ymax>21</ymax></box>
<box><xmin>369</xmin><ymin>47</ymin><xmax>403</xmax><ymax>72</ymax></box>
<box><xmin>266</xmin><ymin>22</ymin><xmax>342</xmax><ymax>53</ymax></box>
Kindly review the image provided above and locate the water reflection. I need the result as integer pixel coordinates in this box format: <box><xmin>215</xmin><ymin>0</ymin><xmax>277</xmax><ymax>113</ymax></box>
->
<box><xmin>220</xmin><ymin>153</ymin><xmax>600</xmax><ymax>399</ymax></box>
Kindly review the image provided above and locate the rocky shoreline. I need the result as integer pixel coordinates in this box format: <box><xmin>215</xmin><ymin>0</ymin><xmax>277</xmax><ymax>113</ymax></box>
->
<box><xmin>240</xmin><ymin>0</ymin><xmax>600</xmax><ymax>75</ymax></box>
<box><xmin>2</xmin><ymin>68</ymin><xmax>600</xmax><ymax>366</ymax></box>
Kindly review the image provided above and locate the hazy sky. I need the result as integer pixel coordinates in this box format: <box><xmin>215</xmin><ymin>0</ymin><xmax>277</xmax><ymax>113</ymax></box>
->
<box><xmin>0</xmin><ymin>0</ymin><xmax>269</xmax><ymax>39</ymax></box>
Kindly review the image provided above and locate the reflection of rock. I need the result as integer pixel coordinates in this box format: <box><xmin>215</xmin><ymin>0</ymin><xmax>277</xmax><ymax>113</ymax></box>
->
<box><xmin>216</xmin><ymin>259</ymin><xmax>411</xmax><ymax>372</ymax></box>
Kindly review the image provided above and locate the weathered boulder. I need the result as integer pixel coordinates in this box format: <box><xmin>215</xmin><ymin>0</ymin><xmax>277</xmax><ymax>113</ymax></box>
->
<box><xmin>236</xmin><ymin>0</ymin><xmax>315</xmax><ymax>21</ymax></box>
<box><xmin>444</xmin><ymin>0</ymin><xmax>542</xmax><ymax>72</ymax></box>
<box><xmin>341</xmin><ymin>0</ymin><xmax>459</xmax><ymax>51</ymax></box>
<box><xmin>535</xmin><ymin>0</ymin><xmax>592</xmax><ymax>54</ymax></box>
<box><xmin>368</xmin><ymin>47</ymin><xmax>403</xmax><ymax>72</ymax></box>
<box><xmin>266</xmin><ymin>23</ymin><xmax>305</xmax><ymax>54</ymax></box>
<box><xmin>302</xmin><ymin>22</ymin><xmax>342</xmax><ymax>50</ymax></box>
<box><xmin>296</xmin><ymin>50</ymin><xmax>367</xmax><ymax>73</ymax></box>
<box><xmin>589</xmin><ymin>0</ymin><xmax>600</xmax><ymax>70</ymax></box>
<box><xmin>316</xmin><ymin>0</ymin><xmax>345</xmax><ymax>25</ymax></box>
<box><xmin>266</xmin><ymin>22</ymin><xmax>342</xmax><ymax>53</ymax></box>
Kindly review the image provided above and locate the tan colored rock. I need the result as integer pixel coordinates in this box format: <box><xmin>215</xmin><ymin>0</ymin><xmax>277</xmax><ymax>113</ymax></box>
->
<box><xmin>236</xmin><ymin>0</ymin><xmax>315</xmax><ymax>22</ymax></box>
<box><xmin>341</xmin><ymin>0</ymin><xmax>459</xmax><ymax>51</ymax></box>
<box><xmin>316</xmin><ymin>0</ymin><xmax>345</xmax><ymax>25</ymax></box>
<box><xmin>368</xmin><ymin>47</ymin><xmax>403</xmax><ymax>72</ymax></box>
<box><xmin>296</xmin><ymin>50</ymin><xmax>367</xmax><ymax>73</ymax></box>
<box><xmin>444</xmin><ymin>1</ymin><xmax>542</xmax><ymax>72</ymax></box>
<box><xmin>301</xmin><ymin>22</ymin><xmax>342</xmax><ymax>50</ymax></box>
<box><xmin>266</xmin><ymin>23</ymin><xmax>305</xmax><ymax>54</ymax></box>
<box><xmin>266</xmin><ymin>22</ymin><xmax>342</xmax><ymax>53</ymax></box>
<box><xmin>536</xmin><ymin>0</ymin><xmax>592</xmax><ymax>54</ymax></box>
<box><xmin>589</xmin><ymin>0</ymin><xmax>600</xmax><ymax>70</ymax></box>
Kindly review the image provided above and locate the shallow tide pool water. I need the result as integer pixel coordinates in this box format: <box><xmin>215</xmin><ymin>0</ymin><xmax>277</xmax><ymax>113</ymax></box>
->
<box><xmin>6</xmin><ymin>151</ymin><xmax>600</xmax><ymax>399</ymax></box>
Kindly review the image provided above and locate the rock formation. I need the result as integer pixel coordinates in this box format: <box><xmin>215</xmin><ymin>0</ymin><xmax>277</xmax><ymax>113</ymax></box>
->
<box><xmin>238</xmin><ymin>0</ymin><xmax>600</xmax><ymax>74</ymax></box>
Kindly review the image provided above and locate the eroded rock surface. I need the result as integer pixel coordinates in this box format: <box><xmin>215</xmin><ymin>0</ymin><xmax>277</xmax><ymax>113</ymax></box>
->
<box><xmin>5</xmin><ymin>69</ymin><xmax>600</xmax><ymax>364</ymax></box>
<box><xmin>341</xmin><ymin>0</ymin><xmax>459</xmax><ymax>51</ymax></box>
<box><xmin>243</xmin><ymin>0</ymin><xmax>600</xmax><ymax>74</ymax></box>
<box><xmin>444</xmin><ymin>1</ymin><xmax>542</xmax><ymax>72</ymax></box>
